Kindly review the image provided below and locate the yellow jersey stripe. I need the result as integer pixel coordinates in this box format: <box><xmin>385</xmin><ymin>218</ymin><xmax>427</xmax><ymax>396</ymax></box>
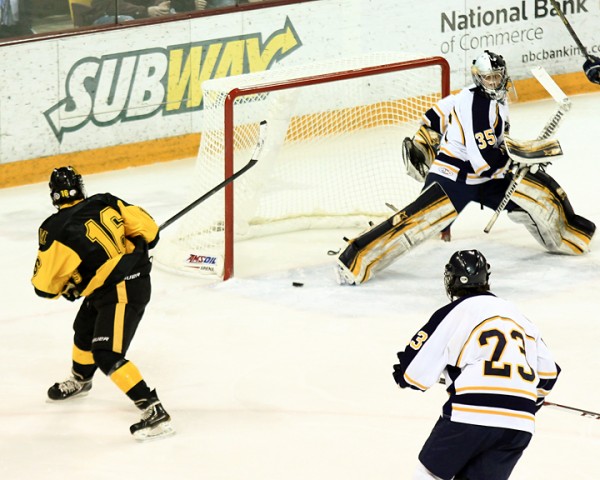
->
<box><xmin>113</xmin><ymin>281</ymin><xmax>128</xmax><ymax>353</ymax></box>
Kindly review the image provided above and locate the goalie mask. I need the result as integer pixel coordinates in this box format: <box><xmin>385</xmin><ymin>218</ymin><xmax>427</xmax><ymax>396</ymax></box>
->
<box><xmin>471</xmin><ymin>50</ymin><xmax>509</xmax><ymax>104</ymax></box>
<box><xmin>49</xmin><ymin>166</ymin><xmax>86</xmax><ymax>208</ymax></box>
<box><xmin>444</xmin><ymin>250</ymin><xmax>490</xmax><ymax>300</ymax></box>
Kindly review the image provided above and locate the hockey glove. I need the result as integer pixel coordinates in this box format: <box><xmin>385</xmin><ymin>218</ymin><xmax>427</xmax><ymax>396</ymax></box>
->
<box><xmin>535</xmin><ymin>397</ymin><xmax>545</xmax><ymax>413</ymax></box>
<box><xmin>393</xmin><ymin>351</ymin><xmax>410</xmax><ymax>389</ymax></box>
<box><xmin>61</xmin><ymin>281</ymin><xmax>81</xmax><ymax>302</ymax></box>
<box><xmin>584</xmin><ymin>55</ymin><xmax>600</xmax><ymax>85</ymax></box>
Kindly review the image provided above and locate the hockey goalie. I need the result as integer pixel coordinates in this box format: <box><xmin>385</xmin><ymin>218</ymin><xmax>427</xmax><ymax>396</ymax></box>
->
<box><xmin>335</xmin><ymin>50</ymin><xmax>595</xmax><ymax>286</ymax></box>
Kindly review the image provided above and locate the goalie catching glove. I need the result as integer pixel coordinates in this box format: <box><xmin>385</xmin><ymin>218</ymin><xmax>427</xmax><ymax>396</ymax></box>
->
<box><xmin>402</xmin><ymin>125</ymin><xmax>441</xmax><ymax>182</ymax></box>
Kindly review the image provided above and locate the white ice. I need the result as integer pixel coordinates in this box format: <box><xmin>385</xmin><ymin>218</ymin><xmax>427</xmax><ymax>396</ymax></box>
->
<box><xmin>1</xmin><ymin>92</ymin><xmax>600</xmax><ymax>479</ymax></box>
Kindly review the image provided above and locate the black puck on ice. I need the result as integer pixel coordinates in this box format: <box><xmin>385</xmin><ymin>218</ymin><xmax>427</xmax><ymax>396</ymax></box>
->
<box><xmin>292</xmin><ymin>282</ymin><xmax>304</xmax><ymax>287</ymax></box>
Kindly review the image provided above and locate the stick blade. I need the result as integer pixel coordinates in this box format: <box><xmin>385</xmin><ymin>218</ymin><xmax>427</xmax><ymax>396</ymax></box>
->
<box><xmin>531</xmin><ymin>66</ymin><xmax>570</xmax><ymax>107</ymax></box>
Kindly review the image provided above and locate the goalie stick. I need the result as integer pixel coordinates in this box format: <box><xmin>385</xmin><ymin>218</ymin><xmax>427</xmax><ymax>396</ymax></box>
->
<box><xmin>549</xmin><ymin>0</ymin><xmax>594</xmax><ymax>62</ymax></box>
<box><xmin>530</xmin><ymin>66</ymin><xmax>571</xmax><ymax>140</ymax></box>
<box><xmin>483</xmin><ymin>165</ymin><xmax>528</xmax><ymax>234</ymax></box>
<box><xmin>483</xmin><ymin>137</ymin><xmax>563</xmax><ymax>233</ymax></box>
<box><xmin>484</xmin><ymin>66</ymin><xmax>569</xmax><ymax>233</ymax></box>
<box><xmin>159</xmin><ymin>120</ymin><xmax>268</xmax><ymax>232</ymax></box>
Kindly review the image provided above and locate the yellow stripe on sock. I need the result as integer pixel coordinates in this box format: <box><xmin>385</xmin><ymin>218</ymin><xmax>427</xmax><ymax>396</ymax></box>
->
<box><xmin>110</xmin><ymin>361</ymin><xmax>143</xmax><ymax>394</ymax></box>
<box><xmin>72</xmin><ymin>344</ymin><xmax>94</xmax><ymax>365</ymax></box>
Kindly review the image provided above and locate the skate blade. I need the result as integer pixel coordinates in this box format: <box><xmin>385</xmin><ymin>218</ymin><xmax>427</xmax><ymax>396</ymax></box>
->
<box><xmin>132</xmin><ymin>421</ymin><xmax>176</xmax><ymax>442</ymax></box>
<box><xmin>45</xmin><ymin>390</ymin><xmax>91</xmax><ymax>403</ymax></box>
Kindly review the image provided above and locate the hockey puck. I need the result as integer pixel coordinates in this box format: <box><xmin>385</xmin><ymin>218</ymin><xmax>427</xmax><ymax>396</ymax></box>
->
<box><xmin>292</xmin><ymin>282</ymin><xmax>304</xmax><ymax>287</ymax></box>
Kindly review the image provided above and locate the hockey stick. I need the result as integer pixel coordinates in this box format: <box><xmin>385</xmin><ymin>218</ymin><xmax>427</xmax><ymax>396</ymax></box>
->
<box><xmin>159</xmin><ymin>120</ymin><xmax>267</xmax><ymax>232</ymax></box>
<box><xmin>549</xmin><ymin>0</ymin><xmax>593</xmax><ymax>61</ymax></box>
<box><xmin>484</xmin><ymin>67</ymin><xmax>569</xmax><ymax>233</ymax></box>
<box><xmin>483</xmin><ymin>165</ymin><xmax>529</xmax><ymax>234</ymax></box>
<box><xmin>438</xmin><ymin>378</ymin><xmax>599</xmax><ymax>420</ymax></box>
<box><xmin>531</xmin><ymin>66</ymin><xmax>571</xmax><ymax>140</ymax></box>
<box><xmin>544</xmin><ymin>401</ymin><xmax>600</xmax><ymax>420</ymax></box>
<box><xmin>483</xmin><ymin>139</ymin><xmax>563</xmax><ymax>234</ymax></box>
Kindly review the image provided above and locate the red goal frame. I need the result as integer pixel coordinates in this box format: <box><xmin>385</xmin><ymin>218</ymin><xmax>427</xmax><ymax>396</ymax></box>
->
<box><xmin>220</xmin><ymin>56</ymin><xmax>450</xmax><ymax>279</ymax></box>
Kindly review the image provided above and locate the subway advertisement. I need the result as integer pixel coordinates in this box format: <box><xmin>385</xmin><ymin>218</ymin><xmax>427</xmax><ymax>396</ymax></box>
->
<box><xmin>0</xmin><ymin>0</ymin><xmax>598</xmax><ymax>174</ymax></box>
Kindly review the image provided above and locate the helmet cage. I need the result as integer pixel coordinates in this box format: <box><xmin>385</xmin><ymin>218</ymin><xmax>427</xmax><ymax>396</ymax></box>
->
<box><xmin>471</xmin><ymin>50</ymin><xmax>509</xmax><ymax>103</ymax></box>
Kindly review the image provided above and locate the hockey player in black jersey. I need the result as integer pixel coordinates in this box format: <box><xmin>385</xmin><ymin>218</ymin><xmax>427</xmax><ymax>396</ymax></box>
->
<box><xmin>32</xmin><ymin>166</ymin><xmax>173</xmax><ymax>441</ymax></box>
<box><xmin>393</xmin><ymin>250</ymin><xmax>560</xmax><ymax>480</ymax></box>
<box><xmin>335</xmin><ymin>50</ymin><xmax>595</xmax><ymax>285</ymax></box>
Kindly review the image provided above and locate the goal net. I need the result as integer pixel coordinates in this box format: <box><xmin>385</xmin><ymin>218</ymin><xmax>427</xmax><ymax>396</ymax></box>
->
<box><xmin>154</xmin><ymin>52</ymin><xmax>450</xmax><ymax>279</ymax></box>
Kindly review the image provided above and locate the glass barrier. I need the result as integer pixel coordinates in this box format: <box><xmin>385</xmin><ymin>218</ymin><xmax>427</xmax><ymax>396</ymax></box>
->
<box><xmin>0</xmin><ymin>0</ymin><xmax>276</xmax><ymax>43</ymax></box>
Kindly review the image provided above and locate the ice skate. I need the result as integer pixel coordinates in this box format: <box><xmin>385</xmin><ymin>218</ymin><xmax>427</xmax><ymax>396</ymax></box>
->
<box><xmin>130</xmin><ymin>390</ymin><xmax>175</xmax><ymax>441</ymax></box>
<box><xmin>47</xmin><ymin>375</ymin><xmax>92</xmax><ymax>401</ymax></box>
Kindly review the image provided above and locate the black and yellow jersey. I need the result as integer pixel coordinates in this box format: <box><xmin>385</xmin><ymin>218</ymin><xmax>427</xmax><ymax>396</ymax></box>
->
<box><xmin>32</xmin><ymin>193</ymin><xmax>159</xmax><ymax>299</ymax></box>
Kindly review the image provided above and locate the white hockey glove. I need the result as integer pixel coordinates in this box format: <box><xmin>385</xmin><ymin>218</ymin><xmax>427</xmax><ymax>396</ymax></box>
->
<box><xmin>195</xmin><ymin>0</ymin><xmax>208</xmax><ymax>9</ymax></box>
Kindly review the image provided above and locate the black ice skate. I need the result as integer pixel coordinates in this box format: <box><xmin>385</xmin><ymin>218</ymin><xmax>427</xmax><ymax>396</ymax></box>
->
<box><xmin>47</xmin><ymin>375</ymin><xmax>92</xmax><ymax>401</ymax></box>
<box><xmin>130</xmin><ymin>390</ymin><xmax>175</xmax><ymax>441</ymax></box>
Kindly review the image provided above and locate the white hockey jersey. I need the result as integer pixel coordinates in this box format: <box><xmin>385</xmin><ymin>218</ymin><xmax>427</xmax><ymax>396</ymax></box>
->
<box><xmin>427</xmin><ymin>86</ymin><xmax>511</xmax><ymax>185</ymax></box>
<box><xmin>397</xmin><ymin>292</ymin><xmax>560</xmax><ymax>434</ymax></box>
<box><xmin>422</xmin><ymin>93</ymin><xmax>456</xmax><ymax>135</ymax></box>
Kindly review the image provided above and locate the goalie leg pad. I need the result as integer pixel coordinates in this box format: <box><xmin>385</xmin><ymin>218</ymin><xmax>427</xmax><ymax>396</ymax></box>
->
<box><xmin>510</xmin><ymin>171</ymin><xmax>595</xmax><ymax>254</ymax></box>
<box><xmin>403</xmin><ymin>126</ymin><xmax>441</xmax><ymax>182</ymax></box>
<box><xmin>337</xmin><ymin>182</ymin><xmax>457</xmax><ymax>284</ymax></box>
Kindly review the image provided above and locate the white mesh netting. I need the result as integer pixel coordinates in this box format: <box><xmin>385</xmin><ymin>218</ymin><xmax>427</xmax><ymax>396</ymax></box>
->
<box><xmin>154</xmin><ymin>52</ymin><xmax>447</xmax><ymax>276</ymax></box>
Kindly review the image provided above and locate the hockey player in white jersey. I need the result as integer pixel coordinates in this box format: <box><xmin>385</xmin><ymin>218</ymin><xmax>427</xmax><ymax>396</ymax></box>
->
<box><xmin>393</xmin><ymin>250</ymin><xmax>560</xmax><ymax>480</ymax></box>
<box><xmin>335</xmin><ymin>50</ymin><xmax>595</xmax><ymax>285</ymax></box>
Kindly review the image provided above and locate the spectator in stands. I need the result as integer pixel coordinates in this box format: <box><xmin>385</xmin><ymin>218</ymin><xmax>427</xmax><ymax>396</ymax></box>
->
<box><xmin>205</xmin><ymin>0</ymin><xmax>236</xmax><ymax>8</ymax></box>
<box><xmin>78</xmin><ymin>0</ymin><xmax>207</xmax><ymax>26</ymax></box>
<box><xmin>72</xmin><ymin>0</ymin><xmax>267</xmax><ymax>28</ymax></box>
<box><xmin>87</xmin><ymin>0</ymin><xmax>173</xmax><ymax>25</ymax></box>
<box><xmin>171</xmin><ymin>0</ymin><xmax>206</xmax><ymax>11</ymax></box>
<box><xmin>0</xmin><ymin>0</ymin><xmax>33</xmax><ymax>40</ymax></box>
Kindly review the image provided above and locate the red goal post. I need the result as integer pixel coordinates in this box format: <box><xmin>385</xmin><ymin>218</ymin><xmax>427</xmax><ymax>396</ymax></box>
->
<box><xmin>155</xmin><ymin>53</ymin><xmax>451</xmax><ymax>280</ymax></box>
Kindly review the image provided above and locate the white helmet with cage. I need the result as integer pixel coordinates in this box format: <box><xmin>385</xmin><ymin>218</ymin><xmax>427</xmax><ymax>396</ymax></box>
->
<box><xmin>471</xmin><ymin>50</ymin><xmax>510</xmax><ymax>104</ymax></box>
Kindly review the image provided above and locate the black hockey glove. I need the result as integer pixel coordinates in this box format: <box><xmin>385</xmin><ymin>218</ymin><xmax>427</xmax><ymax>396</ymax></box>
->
<box><xmin>61</xmin><ymin>281</ymin><xmax>81</xmax><ymax>302</ymax></box>
<box><xmin>392</xmin><ymin>351</ymin><xmax>410</xmax><ymax>389</ymax></box>
<box><xmin>583</xmin><ymin>55</ymin><xmax>600</xmax><ymax>85</ymax></box>
<box><xmin>535</xmin><ymin>397</ymin><xmax>545</xmax><ymax>413</ymax></box>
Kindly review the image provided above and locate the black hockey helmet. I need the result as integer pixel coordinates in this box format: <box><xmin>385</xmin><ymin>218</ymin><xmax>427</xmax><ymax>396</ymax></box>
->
<box><xmin>444</xmin><ymin>249</ymin><xmax>490</xmax><ymax>300</ymax></box>
<box><xmin>471</xmin><ymin>50</ymin><xmax>509</xmax><ymax>103</ymax></box>
<box><xmin>49</xmin><ymin>166</ymin><xmax>86</xmax><ymax>208</ymax></box>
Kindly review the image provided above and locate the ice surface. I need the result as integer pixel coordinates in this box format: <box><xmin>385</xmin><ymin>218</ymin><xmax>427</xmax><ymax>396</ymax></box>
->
<box><xmin>1</xmin><ymin>92</ymin><xmax>599</xmax><ymax>479</ymax></box>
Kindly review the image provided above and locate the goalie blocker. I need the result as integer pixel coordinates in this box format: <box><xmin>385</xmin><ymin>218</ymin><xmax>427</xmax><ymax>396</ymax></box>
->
<box><xmin>336</xmin><ymin>182</ymin><xmax>457</xmax><ymax>285</ymax></box>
